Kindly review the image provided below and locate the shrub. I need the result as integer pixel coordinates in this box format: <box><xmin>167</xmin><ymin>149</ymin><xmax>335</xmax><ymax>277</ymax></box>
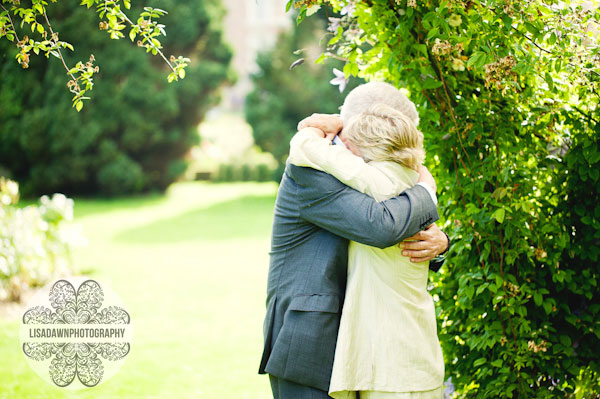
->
<box><xmin>0</xmin><ymin>0</ymin><xmax>233</xmax><ymax>196</ymax></box>
<box><xmin>213</xmin><ymin>162</ymin><xmax>278</xmax><ymax>183</ymax></box>
<box><xmin>0</xmin><ymin>178</ymin><xmax>84</xmax><ymax>302</ymax></box>
<box><xmin>96</xmin><ymin>154</ymin><xmax>145</xmax><ymax>196</ymax></box>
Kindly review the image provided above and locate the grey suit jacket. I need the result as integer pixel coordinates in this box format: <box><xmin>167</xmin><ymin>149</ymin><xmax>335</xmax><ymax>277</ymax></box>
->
<box><xmin>259</xmin><ymin>163</ymin><xmax>439</xmax><ymax>392</ymax></box>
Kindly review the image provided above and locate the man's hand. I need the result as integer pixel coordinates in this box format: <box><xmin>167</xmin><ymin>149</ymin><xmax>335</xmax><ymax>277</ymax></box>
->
<box><xmin>297</xmin><ymin>114</ymin><xmax>343</xmax><ymax>141</ymax></box>
<box><xmin>399</xmin><ymin>224</ymin><xmax>448</xmax><ymax>263</ymax></box>
<box><xmin>417</xmin><ymin>165</ymin><xmax>437</xmax><ymax>193</ymax></box>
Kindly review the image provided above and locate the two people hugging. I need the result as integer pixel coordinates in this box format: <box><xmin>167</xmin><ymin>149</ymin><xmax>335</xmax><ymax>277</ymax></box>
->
<box><xmin>260</xmin><ymin>82</ymin><xmax>450</xmax><ymax>399</ymax></box>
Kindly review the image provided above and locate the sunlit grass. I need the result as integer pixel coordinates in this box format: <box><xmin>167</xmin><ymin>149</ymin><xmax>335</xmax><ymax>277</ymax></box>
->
<box><xmin>0</xmin><ymin>181</ymin><xmax>277</xmax><ymax>399</ymax></box>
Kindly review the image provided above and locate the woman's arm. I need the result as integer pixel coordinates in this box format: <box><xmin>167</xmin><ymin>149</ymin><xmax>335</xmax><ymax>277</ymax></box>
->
<box><xmin>288</xmin><ymin>128</ymin><xmax>399</xmax><ymax>202</ymax></box>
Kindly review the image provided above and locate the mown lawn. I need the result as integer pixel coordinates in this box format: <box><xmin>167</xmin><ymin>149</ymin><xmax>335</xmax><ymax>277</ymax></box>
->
<box><xmin>0</xmin><ymin>182</ymin><xmax>278</xmax><ymax>399</ymax></box>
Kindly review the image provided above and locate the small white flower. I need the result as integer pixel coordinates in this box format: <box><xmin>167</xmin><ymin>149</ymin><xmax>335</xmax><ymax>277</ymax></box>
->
<box><xmin>330</xmin><ymin>68</ymin><xmax>349</xmax><ymax>93</ymax></box>
<box><xmin>328</xmin><ymin>17</ymin><xmax>342</xmax><ymax>32</ymax></box>
<box><xmin>5</xmin><ymin>180</ymin><xmax>18</xmax><ymax>198</ymax></box>
<box><xmin>340</xmin><ymin>2</ymin><xmax>356</xmax><ymax>17</ymax></box>
<box><xmin>0</xmin><ymin>255</ymin><xmax>9</xmax><ymax>276</ymax></box>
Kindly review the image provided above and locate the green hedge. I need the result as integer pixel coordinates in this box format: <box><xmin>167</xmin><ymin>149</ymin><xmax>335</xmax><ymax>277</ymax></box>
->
<box><xmin>213</xmin><ymin>162</ymin><xmax>278</xmax><ymax>183</ymax></box>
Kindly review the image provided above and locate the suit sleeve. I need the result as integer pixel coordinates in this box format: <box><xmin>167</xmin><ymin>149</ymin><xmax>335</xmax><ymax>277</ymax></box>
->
<box><xmin>288</xmin><ymin>164</ymin><xmax>439</xmax><ymax>249</ymax></box>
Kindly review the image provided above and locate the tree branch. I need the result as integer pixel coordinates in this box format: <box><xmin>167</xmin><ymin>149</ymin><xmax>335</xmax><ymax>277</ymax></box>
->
<box><xmin>0</xmin><ymin>2</ymin><xmax>20</xmax><ymax>42</ymax></box>
<box><xmin>42</xmin><ymin>10</ymin><xmax>79</xmax><ymax>91</ymax></box>
<box><xmin>113</xmin><ymin>9</ymin><xmax>175</xmax><ymax>73</ymax></box>
<box><xmin>573</xmin><ymin>105</ymin><xmax>599</xmax><ymax>125</ymax></box>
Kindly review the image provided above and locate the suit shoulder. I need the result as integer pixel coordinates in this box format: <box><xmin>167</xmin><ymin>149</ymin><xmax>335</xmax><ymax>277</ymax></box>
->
<box><xmin>287</xmin><ymin>163</ymin><xmax>345</xmax><ymax>192</ymax></box>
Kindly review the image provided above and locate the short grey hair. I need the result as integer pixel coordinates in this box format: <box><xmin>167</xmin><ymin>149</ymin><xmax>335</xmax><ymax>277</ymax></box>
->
<box><xmin>340</xmin><ymin>82</ymin><xmax>419</xmax><ymax>127</ymax></box>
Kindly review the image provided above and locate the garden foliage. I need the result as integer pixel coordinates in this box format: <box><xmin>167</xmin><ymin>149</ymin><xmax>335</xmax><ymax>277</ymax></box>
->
<box><xmin>292</xmin><ymin>0</ymin><xmax>600</xmax><ymax>397</ymax></box>
<box><xmin>0</xmin><ymin>0</ymin><xmax>190</xmax><ymax>109</ymax></box>
<box><xmin>0</xmin><ymin>178</ymin><xmax>83</xmax><ymax>302</ymax></box>
<box><xmin>0</xmin><ymin>0</ymin><xmax>233</xmax><ymax>196</ymax></box>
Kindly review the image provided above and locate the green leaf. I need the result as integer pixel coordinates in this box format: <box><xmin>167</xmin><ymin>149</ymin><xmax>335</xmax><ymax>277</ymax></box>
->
<box><xmin>423</xmin><ymin>79</ymin><xmax>443</xmax><ymax>89</ymax></box>
<box><xmin>533</xmin><ymin>292</ymin><xmax>543</xmax><ymax>306</ymax></box>
<box><xmin>542</xmin><ymin>300</ymin><xmax>553</xmax><ymax>314</ymax></box>
<box><xmin>178</xmin><ymin>68</ymin><xmax>185</xmax><ymax>79</ymax></box>
<box><xmin>467</xmin><ymin>51</ymin><xmax>486</xmax><ymax>69</ymax></box>
<box><xmin>501</xmin><ymin>15</ymin><xmax>512</xmax><ymax>30</ymax></box>
<box><xmin>587</xmin><ymin>151</ymin><xmax>600</xmax><ymax>165</ymax></box>
<box><xmin>492</xmin><ymin>187</ymin><xmax>508</xmax><ymax>200</ymax></box>
<box><xmin>491</xmin><ymin>359</ymin><xmax>503</xmax><ymax>368</ymax></box>
<box><xmin>129</xmin><ymin>29</ymin><xmax>136</xmax><ymax>42</ymax></box>
<box><xmin>560</xmin><ymin>335</ymin><xmax>572</xmax><ymax>347</ymax></box>
<box><xmin>465</xmin><ymin>284</ymin><xmax>474</xmax><ymax>299</ymax></box>
<box><xmin>414</xmin><ymin>44</ymin><xmax>428</xmax><ymax>57</ymax></box>
<box><xmin>493</xmin><ymin>208</ymin><xmax>505</xmax><ymax>223</ymax></box>
<box><xmin>314</xmin><ymin>53</ymin><xmax>327</xmax><ymax>64</ymax></box>
<box><xmin>296</xmin><ymin>5</ymin><xmax>307</xmax><ymax>25</ymax></box>
<box><xmin>476</xmin><ymin>284</ymin><xmax>487</xmax><ymax>295</ymax></box>
<box><xmin>474</xmin><ymin>357</ymin><xmax>487</xmax><ymax>367</ymax></box>
<box><xmin>75</xmin><ymin>101</ymin><xmax>83</xmax><ymax>112</ymax></box>
<box><xmin>427</xmin><ymin>27</ymin><xmax>439</xmax><ymax>39</ymax></box>
<box><xmin>545</xmin><ymin>72</ymin><xmax>554</xmax><ymax>91</ymax></box>
<box><xmin>524</xmin><ymin>22</ymin><xmax>539</xmax><ymax>36</ymax></box>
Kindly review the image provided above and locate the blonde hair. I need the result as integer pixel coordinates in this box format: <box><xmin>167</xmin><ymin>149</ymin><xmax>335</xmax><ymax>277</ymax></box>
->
<box><xmin>344</xmin><ymin>103</ymin><xmax>425</xmax><ymax>170</ymax></box>
<box><xmin>340</xmin><ymin>82</ymin><xmax>419</xmax><ymax>127</ymax></box>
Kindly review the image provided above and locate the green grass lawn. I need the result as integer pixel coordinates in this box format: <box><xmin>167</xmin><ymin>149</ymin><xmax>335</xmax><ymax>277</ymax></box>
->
<box><xmin>0</xmin><ymin>181</ymin><xmax>278</xmax><ymax>399</ymax></box>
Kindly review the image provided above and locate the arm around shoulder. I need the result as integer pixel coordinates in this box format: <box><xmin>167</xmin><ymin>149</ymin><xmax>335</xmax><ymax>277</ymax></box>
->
<box><xmin>289</xmin><ymin>164</ymin><xmax>440</xmax><ymax>248</ymax></box>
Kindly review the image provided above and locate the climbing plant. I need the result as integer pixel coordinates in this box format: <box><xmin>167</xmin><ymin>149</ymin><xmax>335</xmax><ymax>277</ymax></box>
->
<box><xmin>292</xmin><ymin>0</ymin><xmax>600</xmax><ymax>397</ymax></box>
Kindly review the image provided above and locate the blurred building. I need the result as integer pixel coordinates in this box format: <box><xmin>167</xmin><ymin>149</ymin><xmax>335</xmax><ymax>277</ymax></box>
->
<box><xmin>220</xmin><ymin>0</ymin><xmax>291</xmax><ymax>110</ymax></box>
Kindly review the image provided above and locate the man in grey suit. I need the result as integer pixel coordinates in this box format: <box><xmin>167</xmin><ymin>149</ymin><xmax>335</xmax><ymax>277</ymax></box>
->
<box><xmin>259</xmin><ymin>85</ymin><xmax>449</xmax><ymax>399</ymax></box>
